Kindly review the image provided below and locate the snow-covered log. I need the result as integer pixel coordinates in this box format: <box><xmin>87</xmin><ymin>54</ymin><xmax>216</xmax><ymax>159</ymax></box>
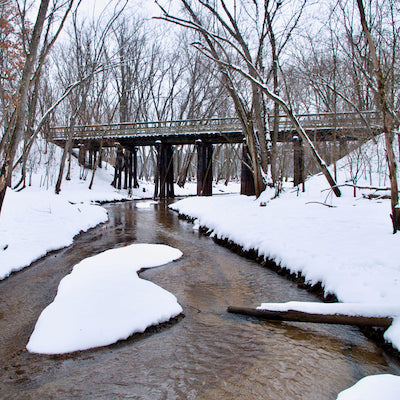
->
<box><xmin>227</xmin><ymin>306</ymin><xmax>393</xmax><ymax>328</ymax></box>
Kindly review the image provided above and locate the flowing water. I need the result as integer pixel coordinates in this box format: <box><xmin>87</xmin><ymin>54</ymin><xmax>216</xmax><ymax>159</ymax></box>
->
<box><xmin>1</xmin><ymin>200</ymin><xmax>399</xmax><ymax>399</ymax></box>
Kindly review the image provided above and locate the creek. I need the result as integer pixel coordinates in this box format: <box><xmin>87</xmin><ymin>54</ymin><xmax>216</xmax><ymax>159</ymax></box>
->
<box><xmin>0</xmin><ymin>199</ymin><xmax>399</xmax><ymax>399</ymax></box>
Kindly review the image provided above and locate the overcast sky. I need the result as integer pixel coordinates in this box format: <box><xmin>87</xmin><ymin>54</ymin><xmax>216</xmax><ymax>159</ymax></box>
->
<box><xmin>77</xmin><ymin>0</ymin><xmax>163</xmax><ymax>21</ymax></box>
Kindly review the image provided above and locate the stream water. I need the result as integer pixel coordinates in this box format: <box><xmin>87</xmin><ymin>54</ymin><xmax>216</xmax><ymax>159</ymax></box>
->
<box><xmin>1</xmin><ymin>199</ymin><xmax>399</xmax><ymax>399</ymax></box>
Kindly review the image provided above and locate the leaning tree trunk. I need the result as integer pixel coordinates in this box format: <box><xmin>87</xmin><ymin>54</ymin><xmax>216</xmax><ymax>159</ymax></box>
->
<box><xmin>356</xmin><ymin>0</ymin><xmax>400</xmax><ymax>232</ymax></box>
<box><xmin>55</xmin><ymin>126</ymin><xmax>73</xmax><ymax>194</ymax></box>
<box><xmin>89</xmin><ymin>139</ymin><xmax>103</xmax><ymax>190</ymax></box>
<box><xmin>227</xmin><ymin>62</ymin><xmax>342</xmax><ymax>198</ymax></box>
<box><xmin>383</xmin><ymin>114</ymin><xmax>400</xmax><ymax>232</ymax></box>
<box><xmin>259</xmin><ymin>86</ymin><xmax>342</xmax><ymax>197</ymax></box>
<box><xmin>0</xmin><ymin>0</ymin><xmax>50</xmax><ymax>214</ymax></box>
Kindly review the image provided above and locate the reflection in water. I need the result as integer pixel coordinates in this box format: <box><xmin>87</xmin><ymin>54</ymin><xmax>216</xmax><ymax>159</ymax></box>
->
<box><xmin>0</xmin><ymin>200</ymin><xmax>399</xmax><ymax>400</ymax></box>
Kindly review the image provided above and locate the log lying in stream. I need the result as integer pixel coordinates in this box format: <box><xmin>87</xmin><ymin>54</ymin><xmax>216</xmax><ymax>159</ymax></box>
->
<box><xmin>227</xmin><ymin>306</ymin><xmax>393</xmax><ymax>328</ymax></box>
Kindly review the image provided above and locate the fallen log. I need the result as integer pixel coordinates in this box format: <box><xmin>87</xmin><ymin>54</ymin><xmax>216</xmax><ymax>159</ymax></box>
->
<box><xmin>227</xmin><ymin>306</ymin><xmax>393</xmax><ymax>328</ymax></box>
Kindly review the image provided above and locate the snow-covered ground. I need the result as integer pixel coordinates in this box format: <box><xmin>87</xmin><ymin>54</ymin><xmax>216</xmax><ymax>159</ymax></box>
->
<box><xmin>2</xmin><ymin>135</ymin><xmax>400</xmax><ymax>397</ymax></box>
<box><xmin>0</xmin><ymin>186</ymin><xmax>108</xmax><ymax>280</ymax></box>
<box><xmin>170</xmin><ymin>135</ymin><xmax>400</xmax><ymax>348</ymax></box>
<box><xmin>0</xmin><ymin>142</ymin><xmax>238</xmax><ymax>354</ymax></box>
<box><xmin>27</xmin><ymin>243</ymin><xmax>183</xmax><ymax>354</ymax></box>
<box><xmin>0</xmin><ymin>141</ymin><xmax>238</xmax><ymax>280</ymax></box>
<box><xmin>168</xmin><ymin>135</ymin><xmax>400</xmax><ymax>398</ymax></box>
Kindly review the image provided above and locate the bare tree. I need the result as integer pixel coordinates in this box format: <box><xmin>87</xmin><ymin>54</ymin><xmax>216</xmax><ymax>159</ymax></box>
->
<box><xmin>156</xmin><ymin>0</ymin><xmax>269</xmax><ymax>196</ymax></box>
<box><xmin>264</xmin><ymin>0</ymin><xmax>307</xmax><ymax>187</ymax></box>
<box><xmin>0</xmin><ymin>0</ymin><xmax>51</xmax><ymax>214</ymax></box>
<box><xmin>54</xmin><ymin>2</ymin><xmax>126</xmax><ymax>193</ymax></box>
<box><xmin>13</xmin><ymin>0</ymin><xmax>75</xmax><ymax>191</ymax></box>
<box><xmin>157</xmin><ymin>0</ymin><xmax>341</xmax><ymax>197</ymax></box>
<box><xmin>356</xmin><ymin>0</ymin><xmax>400</xmax><ymax>232</ymax></box>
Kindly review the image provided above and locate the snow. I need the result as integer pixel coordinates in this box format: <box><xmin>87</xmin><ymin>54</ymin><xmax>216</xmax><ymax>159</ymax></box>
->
<box><xmin>0</xmin><ymin>140</ymin><xmax>238</xmax><ymax>280</ymax></box>
<box><xmin>336</xmin><ymin>374</ymin><xmax>400</xmax><ymax>400</ymax></box>
<box><xmin>0</xmin><ymin>141</ymin><xmax>236</xmax><ymax>353</ymax></box>
<box><xmin>27</xmin><ymin>243</ymin><xmax>183</xmax><ymax>354</ymax></box>
<box><xmin>0</xmin><ymin>187</ymin><xmax>108</xmax><ymax>280</ymax></box>
<box><xmin>169</xmin><ymin>134</ymin><xmax>400</xmax><ymax>396</ymax></box>
<box><xmin>257</xmin><ymin>301</ymin><xmax>400</xmax><ymax>318</ymax></box>
<box><xmin>169</xmin><ymin>134</ymin><xmax>400</xmax><ymax>351</ymax></box>
<box><xmin>2</xmin><ymin>134</ymin><xmax>400</xmax><ymax>392</ymax></box>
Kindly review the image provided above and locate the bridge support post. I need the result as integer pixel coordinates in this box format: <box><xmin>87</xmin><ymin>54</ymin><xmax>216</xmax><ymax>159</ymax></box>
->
<box><xmin>133</xmin><ymin>147</ymin><xmax>139</xmax><ymax>188</ymax></box>
<box><xmin>293</xmin><ymin>135</ymin><xmax>304</xmax><ymax>188</ymax></box>
<box><xmin>88</xmin><ymin>150</ymin><xmax>93</xmax><ymax>169</ymax></box>
<box><xmin>240</xmin><ymin>144</ymin><xmax>256</xmax><ymax>196</ymax></box>
<box><xmin>98</xmin><ymin>149</ymin><xmax>102</xmax><ymax>168</ymax></box>
<box><xmin>112</xmin><ymin>147</ymin><xmax>124</xmax><ymax>189</ymax></box>
<box><xmin>197</xmin><ymin>141</ymin><xmax>213</xmax><ymax>196</ymax></box>
<box><xmin>156</xmin><ymin>143</ymin><xmax>174</xmax><ymax>199</ymax></box>
<box><xmin>124</xmin><ymin>151</ymin><xmax>130</xmax><ymax>189</ymax></box>
<box><xmin>93</xmin><ymin>150</ymin><xmax>97</xmax><ymax>170</ymax></box>
<box><xmin>127</xmin><ymin>151</ymin><xmax>133</xmax><ymax>190</ymax></box>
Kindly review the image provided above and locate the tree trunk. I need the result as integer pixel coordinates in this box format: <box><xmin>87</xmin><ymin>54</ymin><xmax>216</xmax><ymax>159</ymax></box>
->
<box><xmin>177</xmin><ymin>145</ymin><xmax>194</xmax><ymax>187</ymax></box>
<box><xmin>356</xmin><ymin>0</ymin><xmax>400</xmax><ymax>232</ymax></box>
<box><xmin>0</xmin><ymin>0</ymin><xmax>50</xmax><ymax>214</ymax></box>
<box><xmin>89</xmin><ymin>141</ymin><xmax>103</xmax><ymax>190</ymax></box>
<box><xmin>178</xmin><ymin>0</ymin><xmax>266</xmax><ymax>197</ymax></box>
<box><xmin>55</xmin><ymin>127</ymin><xmax>73</xmax><ymax>194</ymax></box>
<box><xmin>227</xmin><ymin>306</ymin><xmax>393</xmax><ymax>328</ymax></box>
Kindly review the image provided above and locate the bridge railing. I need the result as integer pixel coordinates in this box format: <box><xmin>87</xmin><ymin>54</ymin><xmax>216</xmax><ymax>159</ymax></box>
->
<box><xmin>269</xmin><ymin>110</ymin><xmax>382</xmax><ymax>132</ymax></box>
<box><xmin>50</xmin><ymin>117</ymin><xmax>243</xmax><ymax>140</ymax></box>
<box><xmin>50</xmin><ymin>111</ymin><xmax>382</xmax><ymax>141</ymax></box>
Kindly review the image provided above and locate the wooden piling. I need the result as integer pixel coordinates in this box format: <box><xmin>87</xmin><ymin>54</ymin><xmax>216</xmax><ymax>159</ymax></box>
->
<box><xmin>133</xmin><ymin>147</ymin><xmax>139</xmax><ymax>188</ymax></box>
<box><xmin>115</xmin><ymin>147</ymin><xmax>124</xmax><ymax>190</ymax></box>
<box><xmin>240</xmin><ymin>143</ymin><xmax>256</xmax><ymax>196</ymax></box>
<box><xmin>293</xmin><ymin>135</ymin><xmax>304</xmax><ymax>188</ymax></box>
<box><xmin>197</xmin><ymin>141</ymin><xmax>213</xmax><ymax>196</ymax></box>
<box><xmin>157</xmin><ymin>143</ymin><xmax>174</xmax><ymax>199</ymax></box>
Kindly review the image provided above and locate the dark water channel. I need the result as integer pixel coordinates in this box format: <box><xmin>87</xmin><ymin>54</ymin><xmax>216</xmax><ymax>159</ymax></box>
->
<box><xmin>1</xmin><ymin>200</ymin><xmax>400</xmax><ymax>399</ymax></box>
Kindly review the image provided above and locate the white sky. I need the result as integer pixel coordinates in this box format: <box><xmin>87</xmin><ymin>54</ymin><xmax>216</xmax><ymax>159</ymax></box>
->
<box><xmin>76</xmin><ymin>0</ymin><xmax>163</xmax><ymax>21</ymax></box>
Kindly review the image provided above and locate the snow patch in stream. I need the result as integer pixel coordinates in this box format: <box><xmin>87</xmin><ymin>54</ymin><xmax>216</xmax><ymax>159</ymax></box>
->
<box><xmin>27</xmin><ymin>243</ymin><xmax>183</xmax><ymax>354</ymax></box>
<box><xmin>336</xmin><ymin>374</ymin><xmax>400</xmax><ymax>400</ymax></box>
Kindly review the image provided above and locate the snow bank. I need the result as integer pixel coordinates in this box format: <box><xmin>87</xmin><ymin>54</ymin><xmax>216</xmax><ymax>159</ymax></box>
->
<box><xmin>169</xmin><ymin>134</ymin><xmax>400</xmax><ymax>350</ymax></box>
<box><xmin>27</xmin><ymin>243</ymin><xmax>183</xmax><ymax>354</ymax></box>
<box><xmin>336</xmin><ymin>374</ymin><xmax>400</xmax><ymax>400</ymax></box>
<box><xmin>0</xmin><ymin>187</ymin><xmax>108</xmax><ymax>280</ymax></box>
<box><xmin>0</xmin><ymin>138</ymin><xmax>239</xmax><ymax>281</ymax></box>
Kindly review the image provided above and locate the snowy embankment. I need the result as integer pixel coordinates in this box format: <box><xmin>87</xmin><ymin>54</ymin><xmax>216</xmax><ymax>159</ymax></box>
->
<box><xmin>0</xmin><ymin>179</ymin><xmax>235</xmax><ymax>281</ymax></box>
<box><xmin>169</xmin><ymin>134</ymin><xmax>400</xmax><ymax>350</ymax></box>
<box><xmin>0</xmin><ymin>139</ymin><xmax>238</xmax><ymax>280</ymax></box>
<box><xmin>0</xmin><ymin>187</ymin><xmax>108</xmax><ymax>280</ymax></box>
<box><xmin>0</xmin><ymin>160</ymin><xmax>128</xmax><ymax>280</ymax></box>
<box><xmin>27</xmin><ymin>244</ymin><xmax>183</xmax><ymax>354</ymax></box>
<box><xmin>170</xmin><ymin>135</ymin><xmax>400</xmax><ymax>398</ymax></box>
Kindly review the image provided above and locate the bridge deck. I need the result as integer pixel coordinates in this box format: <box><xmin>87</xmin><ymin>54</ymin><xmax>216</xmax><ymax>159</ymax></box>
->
<box><xmin>50</xmin><ymin>111</ymin><xmax>381</xmax><ymax>147</ymax></box>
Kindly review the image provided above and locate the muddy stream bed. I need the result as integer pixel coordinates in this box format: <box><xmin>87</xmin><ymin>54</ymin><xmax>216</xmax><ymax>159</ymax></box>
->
<box><xmin>1</xmin><ymin>200</ymin><xmax>400</xmax><ymax>399</ymax></box>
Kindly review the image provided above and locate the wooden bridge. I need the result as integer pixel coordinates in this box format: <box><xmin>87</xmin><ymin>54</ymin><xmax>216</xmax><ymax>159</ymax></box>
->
<box><xmin>50</xmin><ymin>111</ymin><xmax>381</xmax><ymax>197</ymax></box>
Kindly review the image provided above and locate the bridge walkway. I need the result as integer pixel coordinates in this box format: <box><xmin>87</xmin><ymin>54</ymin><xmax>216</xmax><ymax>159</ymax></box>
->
<box><xmin>49</xmin><ymin>111</ymin><xmax>381</xmax><ymax>198</ymax></box>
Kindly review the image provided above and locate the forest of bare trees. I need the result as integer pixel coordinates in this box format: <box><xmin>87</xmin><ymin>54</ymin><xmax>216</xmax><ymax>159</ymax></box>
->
<box><xmin>0</xmin><ymin>0</ymin><xmax>399</xmax><ymax>227</ymax></box>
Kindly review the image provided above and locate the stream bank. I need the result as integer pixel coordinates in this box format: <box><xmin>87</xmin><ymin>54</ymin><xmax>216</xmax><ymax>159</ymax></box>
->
<box><xmin>175</xmin><ymin>210</ymin><xmax>399</xmax><ymax>359</ymax></box>
<box><xmin>1</xmin><ymin>200</ymin><xmax>400</xmax><ymax>399</ymax></box>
